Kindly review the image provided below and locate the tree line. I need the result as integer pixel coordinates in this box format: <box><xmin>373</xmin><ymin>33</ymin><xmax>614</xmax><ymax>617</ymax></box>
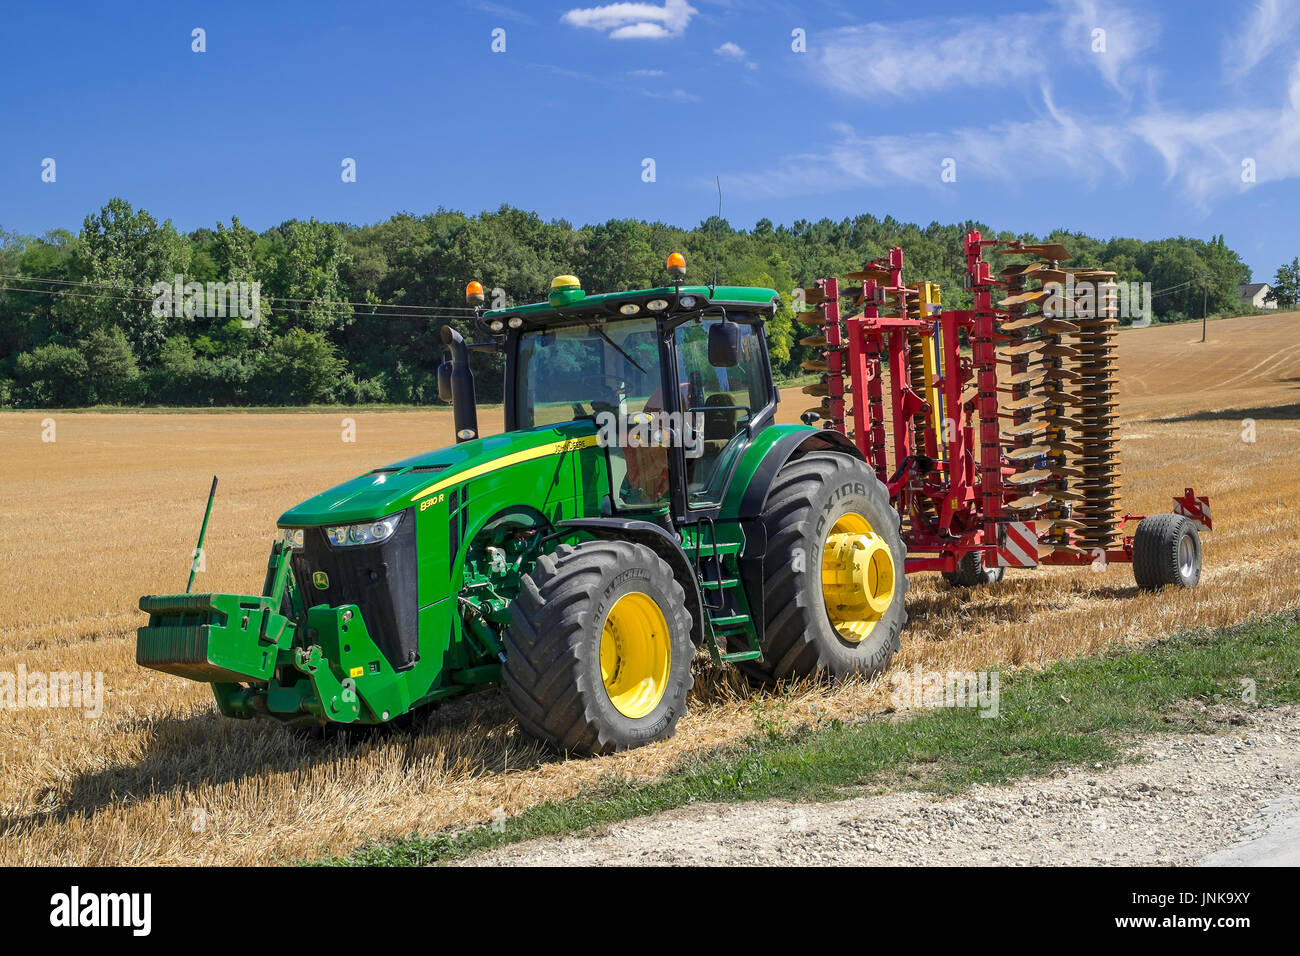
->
<box><xmin>0</xmin><ymin>197</ymin><xmax>1261</xmax><ymax>407</ymax></box>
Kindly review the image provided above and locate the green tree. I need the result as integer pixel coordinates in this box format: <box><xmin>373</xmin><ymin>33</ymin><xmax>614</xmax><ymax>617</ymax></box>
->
<box><xmin>14</xmin><ymin>343</ymin><xmax>89</xmax><ymax>406</ymax></box>
<box><xmin>1267</xmin><ymin>258</ymin><xmax>1300</xmax><ymax>308</ymax></box>
<box><xmin>82</xmin><ymin>326</ymin><xmax>139</xmax><ymax>404</ymax></box>
<box><xmin>68</xmin><ymin>198</ymin><xmax>189</xmax><ymax>355</ymax></box>
<box><xmin>257</xmin><ymin>329</ymin><xmax>346</xmax><ymax>404</ymax></box>
<box><xmin>266</xmin><ymin>219</ymin><xmax>351</xmax><ymax>334</ymax></box>
<box><xmin>148</xmin><ymin>336</ymin><xmax>199</xmax><ymax>404</ymax></box>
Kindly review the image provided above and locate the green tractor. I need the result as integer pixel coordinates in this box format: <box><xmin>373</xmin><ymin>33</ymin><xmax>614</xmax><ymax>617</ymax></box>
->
<box><xmin>137</xmin><ymin>255</ymin><xmax>908</xmax><ymax>754</ymax></box>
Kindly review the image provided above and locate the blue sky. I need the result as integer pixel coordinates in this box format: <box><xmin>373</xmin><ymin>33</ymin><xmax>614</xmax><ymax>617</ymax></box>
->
<box><xmin>2</xmin><ymin>0</ymin><xmax>1297</xmax><ymax>281</ymax></box>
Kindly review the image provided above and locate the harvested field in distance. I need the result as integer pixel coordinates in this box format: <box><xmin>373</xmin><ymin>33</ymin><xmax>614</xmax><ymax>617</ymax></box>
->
<box><xmin>2</xmin><ymin>312</ymin><xmax>1299</xmax><ymax>865</ymax></box>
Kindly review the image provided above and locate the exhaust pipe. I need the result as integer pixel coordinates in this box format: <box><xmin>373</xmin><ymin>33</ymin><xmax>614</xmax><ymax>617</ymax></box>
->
<box><xmin>440</xmin><ymin>325</ymin><xmax>479</xmax><ymax>443</ymax></box>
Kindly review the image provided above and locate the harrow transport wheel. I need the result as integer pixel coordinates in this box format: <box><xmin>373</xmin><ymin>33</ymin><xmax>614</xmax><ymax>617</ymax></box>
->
<box><xmin>1132</xmin><ymin>513</ymin><xmax>1202</xmax><ymax>590</ymax></box>
<box><xmin>744</xmin><ymin>452</ymin><xmax>908</xmax><ymax>685</ymax></box>
<box><xmin>502</xmin><ymin>540</ymin><xmax>694</xmax><ymax>756</ymax></box>
<box><xmin>941</xmin><ymin>550</ymin><xmax>1005</xmax><ymax>588</ymax></box>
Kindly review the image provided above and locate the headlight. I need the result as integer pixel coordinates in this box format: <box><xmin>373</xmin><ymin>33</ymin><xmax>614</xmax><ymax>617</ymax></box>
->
<box><xmin>646</xmin><ymin>299</ymin><xmax>669</xmax><ymax>311</ymax></box>
<box><xmin>279</xmin><ymin>528</ymin><xmax>305</xmax><ymax>549</ymax></box>
<box><xmin>488</xmin><ymin>319</ymin><xmax>505</xmax><ymax>332</ymax></box>
<box><xmin>508</xmin><ymin>316</ymin><xmax>524</xmax><ymax>329</ymax></box>
<box><xmin>619</xmin><ymin>303</ymin><xmax>640</xmax><ymax>315</ymax></box>
<box><xmin>325</xmin><ymin>513</ymin><xmax>403</xmax><ymax>547</ymax></box>
<box><xmin>678</xmin><ymin>295</ymin><xmax>697</xmax><ymax>309</ymax></box>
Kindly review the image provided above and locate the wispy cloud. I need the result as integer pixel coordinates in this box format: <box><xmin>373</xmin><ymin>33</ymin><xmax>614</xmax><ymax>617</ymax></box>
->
<box><xmin>642</xmin><ymin>87</ymin><xmax>701</xmax><ymax>102</ymax></box>
<box><xmin>722</xmin><ymin>61</ymin><xmax>1300</xmax><ymax>211</ymax></box>
<box><xmin>812</xmin><ymin>1</ymin><xmax>1155</xmax><ymax>99</ymax></box>
<box><xmin>529</xmin><ymin>61</ymin><xmax>699</xmax><ymax>103</ymax></box>
<box><xmin>561</xmin><ymin>0</ymin><xmax>697</xmax><ymax>40</ymax></box>
<box><xmin>464</xmin><ymin>0</ymin><xmax>535</xmax><ymax>24</ymax></box>
<box><xmin>715</xmin><ymin>40</ymin><xmax>758</xmax><ymax>70</ymax></box>
<box><xmin>1222</xmin><ymin>0</ymin><xmax>1299</xmax><ymax>80</ymax></box>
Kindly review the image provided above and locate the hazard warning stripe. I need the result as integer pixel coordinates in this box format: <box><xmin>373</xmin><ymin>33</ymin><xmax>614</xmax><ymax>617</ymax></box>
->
<box><xmin>996</xmin><ymin>521</ymin><xmax>1039</xmax><ymax>568</ymax></box>
<box><xmin>1173</xmin><ymin>489</ymin><xmax>1213</xmax><ymax>532</ymax></box>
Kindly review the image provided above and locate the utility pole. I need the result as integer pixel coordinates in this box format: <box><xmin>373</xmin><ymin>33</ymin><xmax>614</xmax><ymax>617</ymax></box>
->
<box><xmin>1201</xmin><ymin>274</ymin><xmax>1208</xmax><ymax>343</ymax></box>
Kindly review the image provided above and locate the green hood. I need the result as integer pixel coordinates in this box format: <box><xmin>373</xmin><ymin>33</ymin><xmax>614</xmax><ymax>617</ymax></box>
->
<box><xmin>277</xmin><ymin>420</ymin><xmax>598</xmax><ymax>526</ymax></box>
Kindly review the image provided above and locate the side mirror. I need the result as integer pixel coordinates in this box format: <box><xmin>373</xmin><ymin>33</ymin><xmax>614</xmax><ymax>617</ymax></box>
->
<box><xmin>708</xmin><ymin>320</ymin><xmax>740</xmax><ymax>368</ymax></box>
<box><xmin>437</xmin><ymin>357</ymin><xmax>453</xmax><ymax>402</ymax></box>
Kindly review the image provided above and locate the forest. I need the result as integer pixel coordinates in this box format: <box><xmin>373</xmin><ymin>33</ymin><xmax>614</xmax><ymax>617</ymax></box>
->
<box><xmin>0</xmin><ymin>197</ymin><xmax>1258</xmax><ymax>406</ymax></box>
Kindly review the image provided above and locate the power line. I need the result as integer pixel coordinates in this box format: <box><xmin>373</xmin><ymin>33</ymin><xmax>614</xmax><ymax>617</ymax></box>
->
<box><xmin>0</xmin><ymin>279</ymin><xmax>479</xmax><ymax>322</ymax></box>
<box><xmin>0</xmin><ymin>273</ymin><xmax>483</xmax><ymax>314</ymax></box>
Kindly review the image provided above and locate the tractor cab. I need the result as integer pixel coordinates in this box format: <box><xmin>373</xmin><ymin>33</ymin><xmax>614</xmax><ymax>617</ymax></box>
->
<box><xmin>460</xmin><ymin>257</ymin><xmax>782</xmax><ymax>521</ymax></box>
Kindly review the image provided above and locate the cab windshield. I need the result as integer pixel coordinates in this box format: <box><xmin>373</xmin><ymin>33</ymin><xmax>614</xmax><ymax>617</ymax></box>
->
<box><xmin>513</xmin><ymin>313</ymin><xmax>771</xmax><ymax>511</ymax></box>
<box><xmin>514</xmin><ymin>318</ymin><xmax>662</xmax><ymax>429</ymax></box>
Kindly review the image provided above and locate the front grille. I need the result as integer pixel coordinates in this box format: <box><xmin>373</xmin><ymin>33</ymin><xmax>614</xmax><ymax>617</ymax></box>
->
<box><xmin>291</xmin><ymin>508</ymin><xmax>419</xmax><ymax>670</ymax></box>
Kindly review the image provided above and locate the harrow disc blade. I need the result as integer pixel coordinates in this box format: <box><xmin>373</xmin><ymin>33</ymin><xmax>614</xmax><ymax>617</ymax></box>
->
<box><xmin>1044</xmin><ymin>518</ymin><xmax>1087</xmax><ymax>531</ymax></box>
<box><xmin>1048</xmin><ymin>490</ymin><xmax>1088</xmax><ymax>503</ymax></box>
<box><xmin>999</xmin><ymin>290</ymin><xmax>1049</xmax><ymax>308</ymax></box>
<box><xmin>1007</xmin><ymin>469</ymin><xmax>1052</xmax><ymax>486</ymax></box>
<box><xmin>998</xmin><ymin>242</ymin><xmax>1073</xmax><ymax>261</ymax></box>
<box><xmin>1007</xmin><ymin>493</ymin><xmax>1052</xmax><ymax>512</ymax></box>
<box><xmin>1003</xmin><ymin>369</ymin><xmax>1047</xmax><ymax>386</ymax></box>
<box><xmin>1040</xmin><ymin>344</ymin><xmax>1080</xmax><ymax>359</ymax></box>
<box><xmin>999</xmin><ymin>340</ymin><xmax>1047</xmax><ymax>358</ymax></box>
<box><xmin>1040</xmin><ymin>319</ymin><xmax>1080</xmax><ymax>334</ymax></box>
<box><xmin>1006</xmin><ymin>444</ymin><xmax>1051</xmax><ymax>461</ymax></box>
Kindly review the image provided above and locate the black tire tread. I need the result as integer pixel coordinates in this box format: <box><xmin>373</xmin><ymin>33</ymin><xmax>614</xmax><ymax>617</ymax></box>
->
<box><xmin>1133</xmin><ymin>513</ymin><xmax>1200</xmax><ymax>590</ymax></box>
<box><xmin>745</xmin><ymin>452</ymin><xmax>908</xmax><ymax>684</ymax></box>
<box><xmin>502</xmin><ymin>540</ymin><xmax>692</xmax><ymax>756</ymax></box>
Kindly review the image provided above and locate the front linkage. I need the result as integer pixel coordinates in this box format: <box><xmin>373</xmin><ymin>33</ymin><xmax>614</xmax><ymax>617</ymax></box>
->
<box><xmin>137</xmin><ymin>542</ymin><xmax>402</xmax><ymax>726</ymax></box>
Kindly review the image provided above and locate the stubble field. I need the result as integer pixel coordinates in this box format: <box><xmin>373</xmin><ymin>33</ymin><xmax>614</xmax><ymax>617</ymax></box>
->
<box><xmin>2</xmin><ymin>312</ymin><xmax>1298</xmax><ymax>864</ymax></box>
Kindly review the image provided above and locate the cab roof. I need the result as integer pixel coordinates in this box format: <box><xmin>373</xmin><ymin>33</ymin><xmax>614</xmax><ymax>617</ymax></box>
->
<box><xmin>482</xmin><ymin>284</ymin><xmax>779</xmax><ymax>329</ymax></box>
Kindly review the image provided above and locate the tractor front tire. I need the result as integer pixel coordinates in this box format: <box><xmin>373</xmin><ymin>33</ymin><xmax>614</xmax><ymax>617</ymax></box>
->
<box><xmin>1133</xmin><ymin>513</ymin><xmax>1202</xmax><ymax>590</ymax></box>
<box><xmin>942</xmin><ymin>550</ymin><xmax>1005</xmax><ymax>588</ymax></box>
<box><xmin>502</xmin><ymin>540</ymin><xmax>694</xmax><ymax>756</ymax></box>
<box><xmin>745</xmin><ymin>451</ymin><xmax>908</xmax><ymax>685</ymax></box>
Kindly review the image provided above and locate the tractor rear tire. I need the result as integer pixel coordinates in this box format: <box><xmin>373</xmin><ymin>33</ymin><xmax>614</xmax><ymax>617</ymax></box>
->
<box><xmin>743</xmin><ymin>451</ymin><xmax>908</xmax><ymax>685</ymax></box>
<box><xmin>942</xmin><ymin>550</ymin><xmax>1005</xmax><ymax>588</ymax></box>
<box><xmin>502</xmin><ymin>540</ymin><xmax>694</xmax><ymax>756</ymax></box>
<box><xmin>1133</xmin><ymin>513</ymin><xmax>1202</xmax><ymax>590</ymax></box>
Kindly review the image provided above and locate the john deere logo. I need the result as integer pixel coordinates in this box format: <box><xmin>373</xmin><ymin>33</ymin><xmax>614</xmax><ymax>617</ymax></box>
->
<box><xmin>312</xmin><ymin>571</ymin><xmax>330</xmax><ymax>590</ymax></box>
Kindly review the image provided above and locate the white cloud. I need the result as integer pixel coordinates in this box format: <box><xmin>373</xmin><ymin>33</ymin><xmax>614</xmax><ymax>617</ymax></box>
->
<box><xmin>642</xmin><ymin>87</ymin><xmax>701</xmax><ymax>102</ymax></box>
<box><xmin>812</xmin><ymin>1</ymin><xmax>1155</xmax><ymax>99</ymax></box>
<box><xmin>1222</xmin><ymin>0</ymin><xmax>1299</xmax><ymax>79</ymax></box>
<box><xmin>1059</xmin><ymin>0</ymin><xmax>1158</xmax><ymax>93</ymax></box>
<box><xmin>715</xmin><ymin>41</ymin><xmax>746</xmax><ymax>58</ymax></box>
<box><xmin>628</xmin><ymin>68</ymin><xmax>666</xmax><ymax>76</ymax></box>
<box><xmin>561</xmin><ymin>0</ymin><xmax>697</xmax><ymax>39</ymax></box>
<box><xmin>464</xmin><ymin>1</ymin><xmax>534</xmax><ymax>24</ymax></box>
<box><xmin>722</xmin><ymin>67</ymin><xmax>1300</xmax><ymax>210</ymax></box>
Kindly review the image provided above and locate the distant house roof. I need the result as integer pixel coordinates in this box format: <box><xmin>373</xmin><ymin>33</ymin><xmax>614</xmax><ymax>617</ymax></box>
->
<box><xmin>1240</xmin><ymin>282</ymin><xmax>1271</xmax><ymax>297</ymax></box>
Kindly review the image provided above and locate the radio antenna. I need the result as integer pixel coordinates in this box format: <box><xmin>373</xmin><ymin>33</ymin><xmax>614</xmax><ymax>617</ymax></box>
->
<box><xmin>712</xmin><ymin>175</ymin><xmax>723</xmax><ymax>292</ymax></box>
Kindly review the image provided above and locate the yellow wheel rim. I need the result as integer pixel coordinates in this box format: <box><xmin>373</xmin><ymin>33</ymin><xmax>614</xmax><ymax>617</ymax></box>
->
<box><xmin>599</xmin><ymin>592</ymin><xmax>671</xmax><ymax>719</ymax></box>
<box><xmin>821</xmin><ymin>512</ymin><xmax>897</xmax><ymax>643</ymax></box>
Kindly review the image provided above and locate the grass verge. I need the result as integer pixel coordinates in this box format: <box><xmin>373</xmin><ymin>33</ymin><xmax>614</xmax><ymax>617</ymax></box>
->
<box><xmin>312</xmin><ymin>609</ymin><xmax>1300</xmax><ymax>866</ymax></box>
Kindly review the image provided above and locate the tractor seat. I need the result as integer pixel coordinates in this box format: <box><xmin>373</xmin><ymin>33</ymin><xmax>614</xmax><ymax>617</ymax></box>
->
<box><xmin>703</xmin><ymin>393</ymin><xmax>740</xmax><ymax>441</ymax></box>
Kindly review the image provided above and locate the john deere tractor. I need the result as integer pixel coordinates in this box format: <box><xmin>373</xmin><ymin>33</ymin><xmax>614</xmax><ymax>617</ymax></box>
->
<box><xmin>137</xmin><ymin>254</ymin><xmax>908</xmax><ymax>755</ymax></box>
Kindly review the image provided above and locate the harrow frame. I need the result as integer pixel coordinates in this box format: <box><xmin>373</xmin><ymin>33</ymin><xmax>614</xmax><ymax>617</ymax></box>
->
<box><xmin>799</xmin><ymin>231</ymin><xmax>1211</xmax><ymax>580</ymax></box>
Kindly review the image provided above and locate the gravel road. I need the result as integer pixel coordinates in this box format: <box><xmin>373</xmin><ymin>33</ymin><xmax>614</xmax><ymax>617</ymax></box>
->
<box><xmin>461</xmin><ymin>705</ymin><xmax>1300</xmax><ymax>866</ymax></box>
